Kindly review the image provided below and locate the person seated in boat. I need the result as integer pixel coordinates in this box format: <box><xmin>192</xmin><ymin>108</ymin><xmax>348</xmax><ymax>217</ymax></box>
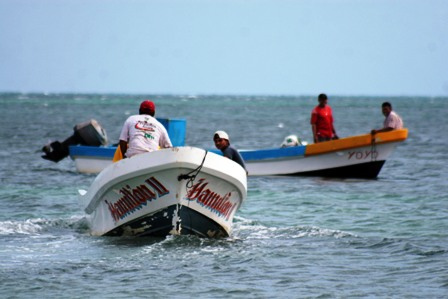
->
<box><xmin>119</xmin><ymin>100</ymin><xmax>172</xmax><ymax>158</ymax></box>
<box><xmin>371</xmin><ymin>102</ymin><xmax>404</xmax><ymax>135</ymax></box>
<box><xmin>310</xmin><ymin>93</ymin><xmax>339</xmax><ymax>143</ymax></box>
<box><xmin>213</xmin><ymin>130</ymin><xmax>247</xmax><ymax>173</ymax></box>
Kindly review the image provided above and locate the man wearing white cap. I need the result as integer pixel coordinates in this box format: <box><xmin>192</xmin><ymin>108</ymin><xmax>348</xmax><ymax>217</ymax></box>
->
<box><xmin>213</xmin><ymin>130</ymin><xmax>247</xmax><ymax>173</ymax></box>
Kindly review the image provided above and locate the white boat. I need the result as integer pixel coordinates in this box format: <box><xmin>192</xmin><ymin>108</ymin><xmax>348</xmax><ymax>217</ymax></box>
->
<box><xmin>71</xmin><ymin>129</ymin><xmax>408</xmax><ymax>179</ymax></box>
<box><xmin>242</xmin><ymin>129</ymin><xmax>408</xmax><ymax>178</ymax></box>
<box><xmin>78</xmin><ymin>147</ymin><xmax>247</xmax><ymax>238</ymax></box>
<box><xmin>41</xmin><ymin>117</ymin><xmax>186</xmax><ymax>166</ymax></box>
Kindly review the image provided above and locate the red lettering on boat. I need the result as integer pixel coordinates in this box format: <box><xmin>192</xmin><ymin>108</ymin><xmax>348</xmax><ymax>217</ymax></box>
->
<box><xmin>106</xmin><ymin>176</ymin><xmax>169</xmax><ymax>222</ymax></box>
<box><xmin>186</xmin><ymin>178</ymin><xmax>237</xmax><ymax>220</ymax></box>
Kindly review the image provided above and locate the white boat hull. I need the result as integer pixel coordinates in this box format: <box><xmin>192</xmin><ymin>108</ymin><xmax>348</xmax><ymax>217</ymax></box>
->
<box><xmin>73</xmin><ymin>143</ymin><xmax>392</xmax><ymax>178</ymax></box>
<box><xmin>79</xmin><ymin>147</ymin><xmax>247</xmax><ymax>237</ymax></box>
<box><xmin>246</xmin><ymin>142</ymin><xmax>398</xmax><ymax>178</ymax></box>
<box><xmin>71</xmin><ymin>130</ymin><xmax>408</xmax><ymax>179</ymax></box>
<box><xmin>74</xmin><ymin>157</ymin><xmax>111</xmax><ymax>174</ymax></box>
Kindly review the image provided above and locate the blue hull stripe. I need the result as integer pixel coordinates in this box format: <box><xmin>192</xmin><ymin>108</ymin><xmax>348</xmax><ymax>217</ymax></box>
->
<box><xmin>70</xmin><ymin>145</ymin><xmax>307</xmax><ymax>161</ymax></box>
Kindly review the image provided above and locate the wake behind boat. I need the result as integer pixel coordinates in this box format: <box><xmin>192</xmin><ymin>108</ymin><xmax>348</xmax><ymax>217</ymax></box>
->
<box><xmin>78</xmin><ymin>147</ymin><xmax>247</xmax><ymax>238</ymax></box>
<box><xmin>71</xmin><ymin>129</ymin><xmax>408</xmax><ymax>179</ymax></box>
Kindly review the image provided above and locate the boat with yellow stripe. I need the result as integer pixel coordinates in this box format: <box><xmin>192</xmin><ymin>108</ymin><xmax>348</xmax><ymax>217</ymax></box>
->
<box><xmin>69</xmin><ymin>129</ymin><xmax>407</xmax><ymax>179</ymax></box>
<box><xmin>241</xmin><ymin>129</ymin><xmax>408</xmax><ymax>178</ymax></box>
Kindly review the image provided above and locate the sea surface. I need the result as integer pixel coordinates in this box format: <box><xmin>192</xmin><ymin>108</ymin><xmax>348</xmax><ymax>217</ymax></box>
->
<box><xmin>0</xmin><ymin>93</ymin><xmax>447</xmax><ymax>298</ymax></box>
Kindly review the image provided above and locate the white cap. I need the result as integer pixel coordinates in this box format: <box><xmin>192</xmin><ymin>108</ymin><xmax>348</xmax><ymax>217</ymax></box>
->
<box><xmin>214</xmin><ymin>130</ymin><xmax>229</xmax><ymax>142</ymax></box>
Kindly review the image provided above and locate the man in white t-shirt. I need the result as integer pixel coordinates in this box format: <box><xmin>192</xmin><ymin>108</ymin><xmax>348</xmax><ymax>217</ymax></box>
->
<box><xmin>371</xmin><ymin>102</ymin><xmax>403</xmax><ymax>135</ymax></box>
<box><xmin>119</xmin><ymin>100</ymin><xmax>172</xmax><ymax>158</ymax></box>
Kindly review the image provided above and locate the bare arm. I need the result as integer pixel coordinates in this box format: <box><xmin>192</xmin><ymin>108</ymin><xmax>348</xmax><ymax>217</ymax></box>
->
<box><xmin>332</xmin><ymin>127</ymin><xmax>338</xmax><ymax>138</ymax></box>
<box><xmin>311</xmin><ymin>124</ymin><xmax>318</xmax><ymax>143</ymax></box>
<box><xmin>119</xmin><ymin>140</ymin><xmax>128</xmax><ymax>158</ymax></box>
<box><xmin>371</xmin><ymin>127</ymin><xmax>394</xmax><ymax>135</ymax></box>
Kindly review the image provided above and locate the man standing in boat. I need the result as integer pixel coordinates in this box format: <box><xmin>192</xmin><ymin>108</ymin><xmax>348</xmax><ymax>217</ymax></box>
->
<box><xmin>310</xmin><ymin>93</ymin><xmax>338</xmax><ymax>143</ymax></box>
<box><xmin>213</xmin><ymin>131</ymin><xmax>247</xmax><ymax>173</ymax></box>
<box><xmin>371</xmin><ymin>102</ymin><xmax>404</xmax><ymax>134</ymax></box>
<box><xmin>119</xmin><ymin>100</ymin><xmax>172</xmax><ymax>158</ymax></box>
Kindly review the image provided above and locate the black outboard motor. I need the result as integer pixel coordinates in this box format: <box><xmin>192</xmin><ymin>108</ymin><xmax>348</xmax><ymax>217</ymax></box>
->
<box><xmin>42</xmin><ymin>119</ymin><xmax>108</xmax><ymax>162</ymax></box>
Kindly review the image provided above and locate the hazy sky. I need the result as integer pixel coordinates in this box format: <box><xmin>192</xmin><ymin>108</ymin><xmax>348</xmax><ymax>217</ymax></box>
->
<box><xmin>1</xmin><ymin>0</ymin><xmax>447</xmax><ymax>96</ymax></box>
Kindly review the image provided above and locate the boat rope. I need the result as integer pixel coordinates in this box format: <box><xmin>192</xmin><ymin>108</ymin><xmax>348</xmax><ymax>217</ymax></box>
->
<box><xmin>175</xmin><ymin>150</ymin><xmax>208</xmax><ymax>236</ymax></box>
<box><xmin>177</xmin><ymin>150</ymin><xmax>208</xmax><ymax>189</ymax></box>
<box><xmin>371</xmin><ymin>133</ymin><xmax>377</xmax><ymax>162</ymax></box>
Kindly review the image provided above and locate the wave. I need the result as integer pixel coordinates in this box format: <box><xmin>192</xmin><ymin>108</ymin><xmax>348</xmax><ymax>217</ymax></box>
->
<box><xmin>351</xmin><ymin>237</ymin><xmax>448</xmax><ymax>257</ymax></box>
<box><xmin>0</xmin><ymin>216</ymin><xmax>88</xmax><ymax>236</ymax></box>
<box><xmin>232</xmin><ymin>216</ymin><xmax>357</xmax><ymax>240</ymax></box>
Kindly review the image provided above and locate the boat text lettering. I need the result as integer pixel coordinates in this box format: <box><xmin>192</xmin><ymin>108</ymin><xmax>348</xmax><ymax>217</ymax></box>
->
<box><xmin>106</xmin><ymin>176</ymin><xmax>170</xmax><ymax>222</ymax></box>
<box><xmin>348</xmin><ymin>150</ymin><xmax>378</xmax><ymax>160</ymax></box>
<box><xmin>186</xmin><ymin>178</ymin><xmax>237</xmax><ymax>220</ymax></box>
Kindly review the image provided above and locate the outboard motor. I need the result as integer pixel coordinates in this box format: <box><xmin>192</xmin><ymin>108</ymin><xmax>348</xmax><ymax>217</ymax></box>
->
<box><xmin>42</xmin><ymin>119</ymin><xmax>108</xmax><ymax>162</ymax></box>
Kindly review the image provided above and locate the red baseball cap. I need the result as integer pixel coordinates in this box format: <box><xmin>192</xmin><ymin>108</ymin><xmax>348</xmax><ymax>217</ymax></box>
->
<box><xmin>139</xmin><ymin>100</ymin><xmax>155</xmax><ymax>114</ymax></box>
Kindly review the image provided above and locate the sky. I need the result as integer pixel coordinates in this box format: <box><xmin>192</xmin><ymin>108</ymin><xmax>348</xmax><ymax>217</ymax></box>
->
<box><xmin>1</xmin><ymin>0</ymin><xmax>447</xmax><ymax>96</ymax></box>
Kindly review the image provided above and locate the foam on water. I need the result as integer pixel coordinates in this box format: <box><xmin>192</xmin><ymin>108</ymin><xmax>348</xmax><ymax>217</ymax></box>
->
<box><xmin>0</xmin><ymin>216</ymin><xmax>88</xmax><ymax>235</ymax></box>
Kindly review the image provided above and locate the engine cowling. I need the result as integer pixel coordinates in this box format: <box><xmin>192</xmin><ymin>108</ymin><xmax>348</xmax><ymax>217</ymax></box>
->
<box><xmin>42</xmin><ymin>119</ymin><xmax>108</xmax><ymax>162</ymax></box>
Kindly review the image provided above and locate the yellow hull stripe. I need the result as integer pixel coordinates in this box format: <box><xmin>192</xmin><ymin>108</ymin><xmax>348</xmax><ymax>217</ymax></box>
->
<box><xmin>305</xmin><ymin>129</ymin><xmax>408</xmax><ymax>156</ymax></box>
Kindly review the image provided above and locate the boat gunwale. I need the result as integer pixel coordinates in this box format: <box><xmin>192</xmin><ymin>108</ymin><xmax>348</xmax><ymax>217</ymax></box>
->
<box><xmin>81</xmin><ymin>148</ymin><xmax>247</xmax><ymax>214</ymax></box>
<box><xmin>305</xmin><ymin>129</ymin><xmax>408</xmax><ymax>157</ymax></box>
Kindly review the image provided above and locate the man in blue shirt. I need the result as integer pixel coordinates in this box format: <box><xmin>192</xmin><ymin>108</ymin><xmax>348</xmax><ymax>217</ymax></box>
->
<box><xmin>213</xmin><ymin>130</ymin><xmax>247</xmax><ymax>173</ymax></box>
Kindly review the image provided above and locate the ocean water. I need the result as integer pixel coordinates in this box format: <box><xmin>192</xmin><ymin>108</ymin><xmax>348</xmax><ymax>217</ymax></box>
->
<box><xmin>0</xmin><ymin>93</ymin><xmax>447</xmax><ymax>298</ymax></box>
